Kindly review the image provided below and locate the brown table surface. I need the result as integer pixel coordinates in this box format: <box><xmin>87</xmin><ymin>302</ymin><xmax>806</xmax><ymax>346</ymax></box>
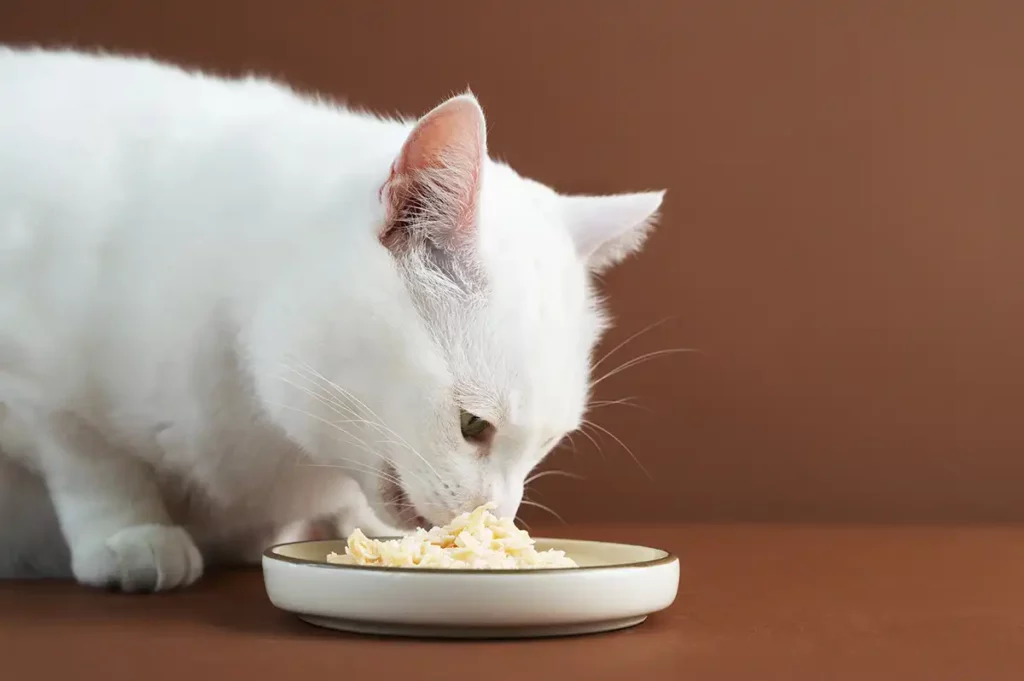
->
<box><xmin>2</xmin><ymin>525</ymin><xmax>1023</xmax><ymax>680</ymax></box>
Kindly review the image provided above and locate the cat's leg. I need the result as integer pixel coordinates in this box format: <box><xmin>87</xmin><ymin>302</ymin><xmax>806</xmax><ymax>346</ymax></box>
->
<box><xmin>23</xmin><ymin>411</ymin><xmax>202</xmax><ymax>592</ymax></box>
<box><xmin>0</xmin><ymin>451</ymin><xmax>71</xmax><ymax>578</ymax></box>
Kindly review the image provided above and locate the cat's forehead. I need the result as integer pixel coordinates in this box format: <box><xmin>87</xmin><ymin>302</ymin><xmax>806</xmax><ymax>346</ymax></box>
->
<box><xmin>476</xmin><ymin>165</ymin><xmax>593</xmax><ymax>328</ymax></box>
<box><xmin>476</xmin><ymin>163</ymin><xmax>580</xmax><ymax>285</ymax></box>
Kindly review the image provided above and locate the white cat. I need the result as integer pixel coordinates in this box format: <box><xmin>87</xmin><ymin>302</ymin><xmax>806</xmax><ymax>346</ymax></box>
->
<box><xmin>0</xmin><ymin>47</ymin><xmax>664</xmax><ymax>591</ymax></box>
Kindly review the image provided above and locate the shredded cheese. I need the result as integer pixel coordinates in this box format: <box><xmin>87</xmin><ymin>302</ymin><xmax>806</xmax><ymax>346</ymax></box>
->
<box><xmin>326</xmin><ymin>502</ymin><xmax>578</xmax><ymax>569</ymax></box>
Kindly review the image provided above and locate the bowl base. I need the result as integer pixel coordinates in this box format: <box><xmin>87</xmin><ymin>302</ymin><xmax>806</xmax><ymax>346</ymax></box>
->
<box><xmin>298</xmin><ymin>614</ymin><xmax>648</xmax><ymax>639</ymax></box>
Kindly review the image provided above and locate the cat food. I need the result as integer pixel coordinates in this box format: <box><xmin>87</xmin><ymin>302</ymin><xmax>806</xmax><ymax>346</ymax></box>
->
<box><xmin>326</xmin><ymin>502</ymin><xmax>578</xmax><ymax>570</ymax></box>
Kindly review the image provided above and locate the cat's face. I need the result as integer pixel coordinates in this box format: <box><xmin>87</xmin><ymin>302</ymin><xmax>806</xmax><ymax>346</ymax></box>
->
<box><xmin>360</xmin><ymin>95</ymin><xmax>663</xmax><ymax>529</ymax></box>
<box><xmin>256</xmin><ymin>94</ymin><xmax>663</xmax><ymax>530</ymax></box>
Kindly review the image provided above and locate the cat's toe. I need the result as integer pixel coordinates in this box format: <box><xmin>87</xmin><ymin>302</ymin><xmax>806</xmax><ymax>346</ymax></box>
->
<box><xmin>73</xmin><ymin>524</ymin><xmax>203</xmax><ymax>592</ymax></box>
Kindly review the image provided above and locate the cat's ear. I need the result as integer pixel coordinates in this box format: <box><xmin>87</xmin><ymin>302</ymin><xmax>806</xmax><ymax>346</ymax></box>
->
<box><xmin>379</xmin><ymin>93</ymin><xmax>486</xmax><ymax>251</ymax></box>
<box><xmin>561</xmin><ymin>191</ymin><xmax>666</xmax><ymax>273</ymax></box>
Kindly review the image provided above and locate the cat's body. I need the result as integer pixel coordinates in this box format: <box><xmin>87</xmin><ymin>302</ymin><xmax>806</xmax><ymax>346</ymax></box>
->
<box><xmin>0</xmin><ymin>47</ymin><xmax>664</xmax><ymax>590</ymax></box>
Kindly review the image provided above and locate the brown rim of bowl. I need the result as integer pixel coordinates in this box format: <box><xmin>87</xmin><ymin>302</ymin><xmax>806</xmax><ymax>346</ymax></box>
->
<box><xmin>262</xmin><ymin>537</ymin><xmax>678</xmax><ymax>575</ymax></box>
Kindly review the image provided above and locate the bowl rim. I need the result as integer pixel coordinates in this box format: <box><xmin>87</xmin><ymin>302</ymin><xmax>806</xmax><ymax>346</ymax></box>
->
<box><xmin>263</xmin><ymin>536</ymin><xmax>678</xmax><ymax>575</ymax></box>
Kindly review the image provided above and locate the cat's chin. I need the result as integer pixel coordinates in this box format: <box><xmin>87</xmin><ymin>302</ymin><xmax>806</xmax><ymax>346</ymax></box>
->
<box><xmin>377</xmin><ymin>472</ymin><xmax>431</xmax><ymax>531</ymax></box>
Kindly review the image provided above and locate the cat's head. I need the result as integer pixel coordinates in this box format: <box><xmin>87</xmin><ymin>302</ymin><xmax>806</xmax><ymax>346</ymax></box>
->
<box><xmin>254</xmin><ymin>93</ymin><xmax>663</xmax><ymax>530</ymax></box>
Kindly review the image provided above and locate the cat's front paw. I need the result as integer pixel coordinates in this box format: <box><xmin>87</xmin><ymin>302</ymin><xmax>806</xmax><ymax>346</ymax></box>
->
<box><xmin>72</xmin><ymin>524</ymin><xmax>204</xmax><ymax>592</ymax></box>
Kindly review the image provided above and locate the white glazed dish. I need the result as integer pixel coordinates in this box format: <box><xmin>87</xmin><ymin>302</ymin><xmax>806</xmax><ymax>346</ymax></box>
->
<box><xmin>262</xmin><ymin>537</ymin><xmax>680</xmax><ymax>639</ymax></box>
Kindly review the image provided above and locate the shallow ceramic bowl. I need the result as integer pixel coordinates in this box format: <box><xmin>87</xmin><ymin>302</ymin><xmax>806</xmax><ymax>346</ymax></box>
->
<box><xmin>263</xmin><ymin>537</ymin><xmax>679</xmax><ymax>639</ymax></box>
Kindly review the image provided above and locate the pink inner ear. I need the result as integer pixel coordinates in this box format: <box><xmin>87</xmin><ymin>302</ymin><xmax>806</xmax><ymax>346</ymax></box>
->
<box><xmin>396</xmin><ymin>97</ymin><xmax>484</xmax><ymax>175</ymax></box>
<box><xmin>381</xmin><ymin>95</ymin><xmax>486</xmax><ymax>246</ymax></box>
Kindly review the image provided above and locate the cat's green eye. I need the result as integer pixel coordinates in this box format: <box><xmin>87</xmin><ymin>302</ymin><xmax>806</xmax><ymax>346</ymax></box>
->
<box><xmin>459</xmin><ymin>409</ymin><xmax>491</xmax><ymax>441</ymax></box>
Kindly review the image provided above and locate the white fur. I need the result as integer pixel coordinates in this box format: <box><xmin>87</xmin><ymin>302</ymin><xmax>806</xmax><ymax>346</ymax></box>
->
<box><xmin>0</xmin><ymin>47</ymin><xmax>664</xmax><ymax>590</ymax></box>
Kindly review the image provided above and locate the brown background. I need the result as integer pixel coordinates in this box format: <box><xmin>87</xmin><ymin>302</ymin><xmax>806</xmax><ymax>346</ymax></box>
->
<box><xmin>2</xmin><ymin>0</ymin><xmax>1022</xmax><ymax>523</ymax></box>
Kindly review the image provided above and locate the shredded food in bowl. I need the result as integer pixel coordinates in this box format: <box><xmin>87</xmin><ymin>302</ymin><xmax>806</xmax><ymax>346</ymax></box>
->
<box><xmin>326</xmin><ymin>502</ymin><xmax>578</xmax><ymax>569</ymax></box>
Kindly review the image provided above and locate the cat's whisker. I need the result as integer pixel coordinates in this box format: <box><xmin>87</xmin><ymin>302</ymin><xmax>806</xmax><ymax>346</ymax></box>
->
<box><xmin>520</xmin><ymin>499</ymin><xmax>567</xmax><ymax>525</ymax></box>
<box><xmin>395</xmin><ymin>504</ymin><xmax>434</xmax><ymax>526</ymax></box>
<box><xmin>290</xmin><ymin>361</ymin><xmax>384</xmax><ymax>418</ymax></box>
<box><xmin>524</xmin><ymin>469</ymin><xmax>585</xmax><ymax>486</ymax></box>
<box><xmin>591</xmin><ymin>317</ymin><xmax>674</xmax><ymax>370</ymax></box>
<box><xmin>574</xmin><ymin>424</ymin><xmax>604</xmax><ymax>458</ymax></box>
<box><xmin>266</xmin><ymin>400</ymin><xmax>431</xmax><ymax>488</ymax></box>
<box><xmin>277</xmin><ymin>388</ymin><xmax>385</xmax><ymax>437</ymax></box>
<box><xmin>268</xmin><ymin>399</ymin><xmax>381</xmax><ymax>460</ymax></box>
<box><xmin>286</xmin><ymin>361</ymin><xmax>444</xmax><ymax>483</ymax></box>
<box><xmin>587</xmin><ymin>396</ymin><xmax>653</xmax><ymax>414</ymax></box>
<box><xmin>581</xmin><ymin>418</ymin><xmax>652</xmax><ymax>479</ymax></box>
<box><xmin>280</xmin><ymin>363</ymin><xmax>392</xmax><ymax>432</ymax></box>
<box><xmin>588</xmin><ymin>396</ymin><xmax>637</xmax><ymax>408</ymax></box>
<box><xmin>297</xmin><ymin>461</ymin><xmax>404</xmax><ymax>488</ymax></box>
<box><xmin>274</xmin><ymin>369</ymin><xmax>433</xmax><ymax>486</ymax></box>
<box><xmin>386</xmin><ymin>495</ymin><xmax>448</xmax><ymax>512</ymax></box>
<box><xmin>389</xmin><ymin>501</ymin><xmax>424</xmax><ymax>509</ymax></box>
<box><xmin>561</xmin><ymin>432</ymin><xmax>578</xmax><ymax>453</ymax></box>
<box><xmin>287</xmin><ymin>362</ymin><xmax>374</xmax><ymax>419</ymax></box>
<box><xmin>290</xmin><ymin>441</ymin><xmax>407</xmax><ymax>489</ymax></box>
<box><xmin>515</xmin><ymin>515</ymin><xmax>532</xmax><ymax>531</ymax></box>
<box><xmin>275</xmin><ymin>373</ymin><xmax>366</xmax><ymax>426</ymax></box>
<box><xmin>590</xmin><ymin>348</ymin><xmax>697</xmax><ymax>389</ymax></box>
<box><xmin>280</xmin><ymin>371</ymin><xmax>364</xmax><ymax>423</ymax></box>
<box><xmin>280</xmin><ymin>367</ymin><xmax>394</xmax><ymax>444</ymax></box>
<box><xmin>385</xmin><ymin>497</ymin><xmax>430</xmax><ymax>507</ymax></box>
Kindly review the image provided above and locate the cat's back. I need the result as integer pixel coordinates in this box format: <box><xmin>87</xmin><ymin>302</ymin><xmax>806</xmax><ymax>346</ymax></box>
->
<box><xmin>1</xmin><ymin>45</ymin><xmax>199</xmax><ymax>94</ymax></box>
<box><xmin>0</xmin><ymin>47</ymin><xmax>405</xmax><ymax>240</ymax></box>
<box><xmin>0</xmin><ymin>46</ymin><xmax>397</xmax><ymax>275</ymax></box>
<box><xmin>0</xmin><ymin>48</ymin><xmax>404</xmax><ymax>400</ymax></box>
<box><xmin>0</xmin><ymin>46</ymin><xmax>300</xmax><ymax>126</ymax></box>
<box><xmin>0</xmin><ymin>49</ymin><xmax>256</xmax><ymax>334</ymax></box>
<box><xmin>0</xmin><ymin>47</ymin><xmax>309</xmax><ymax>186</ymax></box>
<box><xmin>0</xmin><ymin>48</ymin><xmax>381</xmax><ymax>394</ymax></box>
<box><xmin>0</xmin><ymin>46</ymin><xmax>405</xmax><ymax>161</ymax></box>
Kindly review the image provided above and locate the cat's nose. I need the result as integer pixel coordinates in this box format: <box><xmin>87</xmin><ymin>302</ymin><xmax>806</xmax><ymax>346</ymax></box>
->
<box><xmin>483</xmin><ymin>479</ymin><xmax>523</xmax><ymax>520</ymax></box>
<box><xmin>459</xmin><ymin>478</ymin><xmax>523</xmax><ymax>520</ymax></box>
<box><xmin>495</xmin><ymin>498</ymin><xmax>521</xmax><ymax>520</ymax></box>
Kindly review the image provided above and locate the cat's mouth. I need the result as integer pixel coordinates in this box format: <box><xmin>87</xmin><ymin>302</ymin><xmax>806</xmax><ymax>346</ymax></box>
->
<box><xmin>380</xmin><ymin>465</ymin><xmax>429</xmax><ymax>530</ymax></box>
